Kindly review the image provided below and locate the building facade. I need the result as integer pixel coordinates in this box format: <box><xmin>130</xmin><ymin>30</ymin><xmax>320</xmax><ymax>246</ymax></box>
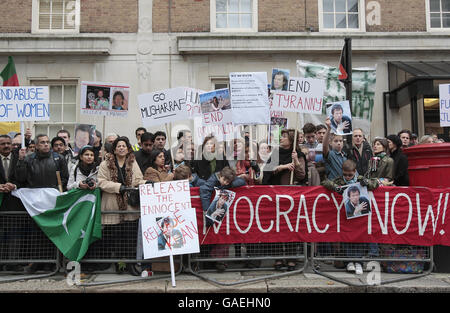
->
<box><xmin>1</xmin><ymin>0</ymin><xmax>449</xmax><ymax>144</ymax></box>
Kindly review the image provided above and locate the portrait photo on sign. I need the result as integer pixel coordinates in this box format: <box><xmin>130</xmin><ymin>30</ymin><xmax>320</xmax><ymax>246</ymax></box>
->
<box><xmin>85</xmin><ymin>85</ymin><xmax>111</xmax><ymax>110</ymax></box>
<box><xmin>111</xmin><ymin>87</ymin><xmax>129</xmax><ymax>111</ymax></box>
<box><xmin>73</xmin><ymin>124</ymin><xmax>96</xmax><ymax>155</ymax></box>
<box><xmin>343</xmin><ymin>183</ymin><xmax>371</xmax><ymax>220</ymax></box>
<box><xmin>270</xmin><ymin>68</ymin><xmax>290</xmax><ymax>91</ymax></box>
<box><xmin>205</xmin><ymin>188</ymin><xmax>236</xmax><ymax>226</ymax></box>
<box><xmin>156</xmin><ymin>216</ymin><xmax>184</xmax><ymax>251</ymax></box>
<box><xmin>326</xmin><ymin>100</ymin><xmax>353</xmax><ymax>135</ymax></box>
<box><xmin>200</xmin><ymin>88</ymin><xmax>231</xmax><ymax>113</ymax></box>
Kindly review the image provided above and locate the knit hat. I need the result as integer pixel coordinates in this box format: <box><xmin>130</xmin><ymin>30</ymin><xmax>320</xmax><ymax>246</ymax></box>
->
<box><xmin>386</xmin><ymin>134</ymin><xmax>402</xmax><ymax>149</ymax></box>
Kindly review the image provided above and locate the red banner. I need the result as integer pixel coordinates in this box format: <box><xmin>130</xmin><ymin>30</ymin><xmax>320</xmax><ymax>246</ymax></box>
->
<box><xmin>191</xmin><ymin>186</ymin><xmax>450</xmax><ymax>246</ymax></box>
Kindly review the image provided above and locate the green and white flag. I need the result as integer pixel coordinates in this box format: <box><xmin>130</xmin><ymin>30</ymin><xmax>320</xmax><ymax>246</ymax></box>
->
<box><xmin>12</xmin><ymin>188</ymin><xmax>102</xmax><ymax>262</ymax></box>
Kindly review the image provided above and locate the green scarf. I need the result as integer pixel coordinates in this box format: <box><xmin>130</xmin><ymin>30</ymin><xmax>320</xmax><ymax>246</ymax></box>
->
<box><xmin>210</xmin><ymin>158</ymin><xmax>216</xmax><ymax>174</ymax></box>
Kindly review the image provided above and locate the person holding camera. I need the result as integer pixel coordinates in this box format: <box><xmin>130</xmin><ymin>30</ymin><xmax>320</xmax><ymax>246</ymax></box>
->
<box><xmin>67</xmin><ymin>145</ymin><xmax>99</xmax><ymax>190</ymax></box>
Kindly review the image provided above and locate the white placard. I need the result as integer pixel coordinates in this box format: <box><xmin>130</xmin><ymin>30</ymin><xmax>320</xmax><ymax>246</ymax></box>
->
<box><xmin>439</xmin><ymin>84</ymin><xmax>450</xmax><ymax>127</ymax></box>
<box><xmin>140</xmin><ymin>180</ymin><xmax>200</xmax><ymax>259</ymax></box>
<box><xmin>230</xmin><ymin>72</ymin><xmax>270</xmax><ymax>125</ymax></box>
<box><xmin>80</xmin><ymin>81</ymin><xmax>130</xmax><ymax>118</ymax></box>
<box><xmin>0</xmin><ymin>86</ymin><xmax>49</xmax><ymax>121</ymax></box>
<box><xmin>138</xmin><ymin>87</ymin><xmax>188</xmax><ymax>127</ymax></box>
<box><xmin>270</xmin><ymin>77</ymin><xmax>325</xmax><ymax>114</ymax></box>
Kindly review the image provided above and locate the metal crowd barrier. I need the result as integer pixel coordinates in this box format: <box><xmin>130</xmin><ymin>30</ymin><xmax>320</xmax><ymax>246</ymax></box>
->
<box><xmin>0</xmin><ymin>211</ymin><xmax>60</xmax><ymax>283</ymax></box>
<box><xmin>311</xmin><ymin>242</ymin><xmax>434</xmax><ymax>286</ymax></box>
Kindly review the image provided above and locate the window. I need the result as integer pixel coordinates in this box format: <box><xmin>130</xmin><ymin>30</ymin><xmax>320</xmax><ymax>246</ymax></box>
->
<box><xmin>211</xmin><ymin>0</ymin><xmax>258</xmax><ymax>32</ymax></box>
<box><xmin>33</xmin><ymin>82</ymin><xmax>78</xmax><ymax>140</ymax></box>
<box><xmin>319</xmin><ymin>0</ymin><xmax>366</xmax><ymax>32</ymax></box>
<box><xmin>211</xmin><ymin>78</ymin><xmax>230</xmax><ymax>90</ymax></box>
<box><xmin>32</xmin><ymin>0</ymin><xmax>80</xmax><ymax>34</ymax></box>
<box><xmin>426</xmin><ymin>0</ymin><xmax>450</xmax><ymax>31</ymax></box>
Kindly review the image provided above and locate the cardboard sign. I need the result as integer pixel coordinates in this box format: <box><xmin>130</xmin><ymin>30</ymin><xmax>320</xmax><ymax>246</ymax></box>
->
<box><xmin>140</xmin><ymin>180</ymin><xmax>200</xmax><ymax>259</ymax></box>
<box><xmin>439</xmin><ymin>84</ymin><xmax>450</xmax><ymax>127</ymax></box>
<box><xmin>138</xmin><ymin>87</ymin><xmax>188</xmax><ymax>127</ymax></box>
<box><xmin>343</xmin><ymin>183</ymin><xmax>371</xmax><ymax>220</ymax></box>
<box><xmin>230</xmin><ymin>72</ymin><xmax>270</xmax><ymax>125</ymax></box>
<box><xmin>80</xmin><ymin>81</ymin><xmax>130</xmax><ymax>118</ymax></box>
<box><xmin>0</xmin><ymin>86</ymin><xmax>49</xmax><ymax>121</ymax></box>
<box><xmin>326</xmin><ymin>100</ymin><xmax>353</xmax><ymax>135</ymax></box>
<box><xmin>270</xmin><ymin>77</ymin><xmax>325</xmax><ymax>114</ymax></box>
<box><xmin>73</xmin><ymin>124</ymin><xmax>96</xmax><ymax>155</ymax></box>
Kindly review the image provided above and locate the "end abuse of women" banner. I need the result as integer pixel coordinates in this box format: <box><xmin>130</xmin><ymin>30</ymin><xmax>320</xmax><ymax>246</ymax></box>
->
<box><xmin>189</xmin><ymin>186</ymin><xmax>450</xmax><ymax>246</ymax></box>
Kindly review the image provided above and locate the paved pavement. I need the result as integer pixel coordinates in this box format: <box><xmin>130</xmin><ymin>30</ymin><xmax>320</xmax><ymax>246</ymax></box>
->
<box><xmin>0</xmin><ymin>264</ymin><xmax>449</xmax><ymax>293</ymax></box>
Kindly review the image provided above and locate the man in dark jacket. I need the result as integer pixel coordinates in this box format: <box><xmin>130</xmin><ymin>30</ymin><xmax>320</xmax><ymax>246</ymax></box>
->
<box><xmin>134</xmin><ymin>132</ymin><xmax>154</xmax><ymax>174</ymax></box>
<box><xmin>343</xmin><ymin>128</ymin><xmax>373</xmax><ymax>177</ymax></box>
<box><xmin>15</xmin><ymin>134</ymin><xmax>69</xmax><ymax>191</ymax></box>
<box><xmin>387</xmin><ymin>134</ymin><xmax>409</xmax><ymax>186</ymax></box>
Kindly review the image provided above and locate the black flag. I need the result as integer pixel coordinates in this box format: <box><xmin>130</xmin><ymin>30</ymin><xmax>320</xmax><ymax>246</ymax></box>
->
<box><xmin>338</xmin><ymin>40</ymin><xmax>349</xmax><ymax>83</ymax></box>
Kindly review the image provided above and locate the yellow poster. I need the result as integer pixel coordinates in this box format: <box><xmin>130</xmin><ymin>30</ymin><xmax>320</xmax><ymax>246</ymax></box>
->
<box><xmin>0</xmin><ymin>122</ymin><xmax>20</xmax><ymax>135</ymax></box>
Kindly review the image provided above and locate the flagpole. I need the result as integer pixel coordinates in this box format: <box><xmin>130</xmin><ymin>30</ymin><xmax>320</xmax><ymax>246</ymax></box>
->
<box><xmin>290</xmin><ymin>113</ymin><xmax>299</xmax><ymax>185</ymax></box>
<box><xmin>344</xmin><ymin>37</ymin><xmax>353</xmax><ymax>148</ymax></box>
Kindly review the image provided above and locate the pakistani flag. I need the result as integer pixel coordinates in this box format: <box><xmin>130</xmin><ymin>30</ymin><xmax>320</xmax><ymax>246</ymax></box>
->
<box><xmin>12</xmin><ymin>188</ymin><xmax>102</xmax><ymax>262</ymax></box>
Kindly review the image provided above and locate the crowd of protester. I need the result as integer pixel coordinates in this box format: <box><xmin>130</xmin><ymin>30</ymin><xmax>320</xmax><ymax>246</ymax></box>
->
<box><xmin>0</xmin><ymin>123</ymin><xmax>446</xmax><ymax>274</ymax></box>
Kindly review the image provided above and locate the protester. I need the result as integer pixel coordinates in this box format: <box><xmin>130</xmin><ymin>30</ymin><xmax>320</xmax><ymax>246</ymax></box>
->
<box><xmin>134</xmin><ymin>132</ymin><xmax>154</xmax><ymax>174</ymax></box>
<box><xmin>193</xmin><ymin>136</ymin><xmax>229</xmax><ymax>181</ymax></box>
<box><xmin>387</xmin><ymin>134</ymin><xmax>409</xmax><ymax>186</ymax></box>
<box><xmin>173</xmin><ymin>164</ymin><xmax>205</xmax><ymax>187</ymax></box>
<box><xmin>27</xmin><ymin>140</ymin><xmax>36</xmax><ymax>154</ymax></box>
<box><xmin>315</xmin><ymin>124</ymin><xmax>327</xmax><ymax>144</ymax></box>
<box><xmin>56</xmin><ymin>129</ymin><xmax>76</xmax><ymax>166</ymax></box>
<box><xmin>397</xmin><ymin>129</ymin><xmax>412</xmax><ymax>150</ymax></box>
<box><xmin>343</xmin><ymin>128</ymin><xmax>373</xmax><ymax>177</ymax></box>
<box><xmin>153</xmin><ymin>131</ymin><xmax>173</xmax><ymax>167</ymax></box>
<box><xmin>410</xmin><ymin>133</ymin><xmax>418</xmax><ymax>146</ymax></box>
<box><xmin>419</xmin><ymin>135</ymin><xmax>434</xmax><ymax>145</ymax></box>
<box><xmin>323</xmin><ymin>118</ymin><xmax>347</xmax><ymax>180</ymax></box>
<box><xmin>67</xmin><ymin>145</ymin><xmax>99</xmax><ymax>190</ymax></box>
<box><xmin>93</xmin><ymin>130</ymin><xmax>102</xmax><ymax>164</ymax></box>
<box><xmin>132</xmin><ymin>127</ymin><xmax>147</xmax><ymax>152</ymax></box>
<box><xmin>51</xmin><ymin>136</ymin><xmax>73</xmax><ymax>173</ymax></box>
<box><xmin>322</xmin><ymin>159</ymin><xmax>379</xmax><ymax>275</ymax></box>
<box><xmin>368</xmin><ymin>138</ymin><xmax>394</xmax><ymax>185</ymax></box>
<box><xmin>235</xmin><ymin>142</ymin><xmax>260</xmax><ymax>185</ymax></box>
<box><xmin>104</xmin><ymin>133</ymin><xmax>118</xmax><ymax>155</ymax></box>
<box><xmin>303</xmin><ymin>122</ymin><xmax>325</xmax><ymax>181</ymax></box>
<box><xmin>143</xmin><ymin>149</ymin><xmax>174</xmax><ymax>183</ymax></box>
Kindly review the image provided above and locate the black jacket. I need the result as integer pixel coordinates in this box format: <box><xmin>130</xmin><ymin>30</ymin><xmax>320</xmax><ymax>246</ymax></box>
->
<box><xmin>193</xmin><ymin>157</ymin><xmax>229</xmax><ymax>181</ymax></box>
<box><xmin>0</xmin><ymin>150</ymin><xmax>25</xmax><ymax>212</ymax></box>
<box><xmin>343</xmin><ymin>141</ymin><xmax>373</xmax><ymax>176</ymax></box>
<box><xmin>15</xmin><ymin>151</ymin><xmax>69</xmax><ymax>190</ymax></box>
<box><xmin>390</xmin><ymin>148</ymin><xmax>409</xmax><ymax>186</ymax></box>
<box><xmin>134</xmin><ymin>149</ymin><xmax>153</xmax><ymax>174</ymax></box>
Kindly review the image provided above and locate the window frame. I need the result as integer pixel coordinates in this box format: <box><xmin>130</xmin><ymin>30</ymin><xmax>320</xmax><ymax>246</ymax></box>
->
<box><xmin>211</xmin><ymin>0</ymin><xmax>258</xmax><ymax>33</ymax></box>
<box><xmin>31</xmin><ymin>0</ymin><xmax>81</xmax><ymax>34</ymax></box>
<box><xmin>318</xmin><ymin>0</ymin><xmax>366</xmax><ymax>32</ymax></box>
<box><xmin>426</xmin><ymin>0</ymin><xmax>450</xmax><ymax>32</ymax></box>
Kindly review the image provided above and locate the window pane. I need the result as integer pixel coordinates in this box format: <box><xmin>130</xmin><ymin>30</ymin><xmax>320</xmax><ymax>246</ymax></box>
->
<box><xmin>51</xmin><ymin>14</ymin><xmax>63</xmax><ymax>29</ymax></box>
<box><xmin>63</xmin><ymin>102</ymin><xmax>76</xmax><ymax>122</ymax></box>
<box><xmin>335</xmin><ymin>0</ymin><xmax>346</xmax><ymax>12</ymax></box>
<box><xmin>323</xmin><ymin>0</ymin><xmax>334</xmax><ymax>12</ymax></box>
<box><xmin>348</xmin><ymin>13</ymin><xmax>359</xmax><ymax>28</ymax></box>
<box><xmin>64</xmin><ymin>14</ymin><xmax>76</xmax><ymax>29</ymax></box>
<box><xmin>228</xmin><ymin>0</ymin><xmax>239</xmax><ymax>13</ymax></box>
<box><xmin>52</xmin><ymin>0</ymin><xmax>64</xmax><ymax>14</ymax></box>
<box><xmin>347</xmin><ymin>0</ymin><xmax>358</xmax><ymax>12</ymax></box>
<box><xmin>430</xmin><ymin>0</ymin><xmax>441</xmax><ymax>12</ymax></box>
<box><xmin>241</xmin><ymin>0</ymin><xmax>252</xmax><ymax>12</ymax></box>
<box><xmin>228</xmin><ymin>13</ymin><xmax>239</xmax><ymax>27</ymax></box>
<box><xmin>39</xmin><ymin>0</ymin><xmax>51</xmax><ymax>13</ymax></box>
<box><xmin>336</xmin><ymin>13</ymin><xmax>347</xmax><ymax>28</ymax></box>
<box><xmin>241</xmin><ymin>14</ymin><xmax>252</xmax><ymax>28</ymax></box>
<box><xmin>216</xmin><ymin>13</ymin><xmax>227</xmax><ymax>28</ymax></box>
<box><xmin>50</xmin><ymin>86</ymin><xmax>62</xmax><ymax>103</ymax></box>
<box><xmin>443</xmin><ymin>12</ymin><xmax>450</xmax><ymax>27</ymax></box>
<box><xmin>443</xmin><ymin>0</ymin><xmax>450</xmax><ymax>11</ymax></box>
<box><xmin>39</xmin><ymin>14</ymin><xmax>51</xmax><ymax>29</ymax></box>
<box><xmin>216</xmin><ymin>0</ymin><xmax>227</xmax><ymax>12</ymax></box>
<box><xmin>50</xmin><ymin>103</ymin><xmax>62</xmax><ymax>122</ymax></box>
<box><xmin>430</xmin><ymin>13</ymin><xmax>442</xmax><ymax>27</ymax></box>
<box><xmin>63</xmin><ymin>85</ymin><xmax>76</xmax><ymax>104</ymax></box>
<box><xmin>324</xmin><ymin>13</ymin><xmax>335</xmax><ymax>28</ymax></box>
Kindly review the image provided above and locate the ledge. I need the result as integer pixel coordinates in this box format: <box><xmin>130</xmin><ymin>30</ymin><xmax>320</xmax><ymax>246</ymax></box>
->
<box><xmin>0</xmin><ymin>34</ymin><xmax>113</xmax><ymax>55</ymax></box>
<box><xmin>177</xmin><ymin>32</ymin><xmax>450</xmax><ymax>54</ymax></box>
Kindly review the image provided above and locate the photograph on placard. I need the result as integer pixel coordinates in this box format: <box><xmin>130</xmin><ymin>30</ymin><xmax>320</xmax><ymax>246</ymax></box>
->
<box><xmin>73</xmin><ymin>124</ymin><xmax>96</xmax><ymax>155</ymax></box>
<box><xmin>343</xmin><ymin>183</ymin><xmax>371</xmax><ymax>219</ymax></box>
<box><xmin>111</xmin><ymin>87</ymin><xmax>129</xmax><ymax>111</ymax></box>
<box><xmin>326</xmin><ymin>100</ymin><xmax>353</xmax><ymax>135</ymax></box>
<box><xmin>156</xmin><ymin>216</ymin><xmax>184</xmax><ymax>251</ymax></box>
<box><xmin>205</xmin><ymin>188</ymin><xmax>236</xmax><ymax>227</ymax></box>
<box><xmin>85</xmin><ymin>85</ymin><xmax>110</xmax><ymax>110</ymax></box>
<box><xmin>270</xmin><ymin>68</ymin><xmax>290</xmax><ymax>91</ymax></box>
<box><xmin>200</xmin><ymin>88</ymin><xmax>231</xmax><ymax>114</ymax></box>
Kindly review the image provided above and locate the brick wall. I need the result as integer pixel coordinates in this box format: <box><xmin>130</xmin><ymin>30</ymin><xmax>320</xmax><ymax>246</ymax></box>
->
<box><xmin>0</xmin><ymin>0</ymin><xmax>32</xmax><ymax>33</ymax></box>
<box><xmin>365</xmin><ymin>0</ymin><xmax>427</xmax><ymax>32</ymax></box>
<box><xmin>81</xmin><ymin>0</ymin><xmax>138</xmax><ymax>33</ymax></box>
<box><xmin>153</xmin><ymin>0</ymin><xmax>210</xmax><ymax>32</ymax></box>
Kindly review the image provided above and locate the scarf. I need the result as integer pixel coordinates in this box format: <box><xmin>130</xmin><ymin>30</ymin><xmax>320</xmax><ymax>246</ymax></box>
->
<box><xmin>370</xmin><ymin>152</ymin><xmax>387</xmax><ymax>172</ymax></box>
<box><xmin>105</xmin><ymin>152</ymin><xmax>135</xmax><ymax>211</ymax></box>
<box><xmin>278</xmin><ymin>147</ymin><xmax>293</xmax><ymax>165</ymax></box>
<box><xmin>78</xmin><ymin>161</ymin><xmax>95</xmax><ymax>177</ymax></box>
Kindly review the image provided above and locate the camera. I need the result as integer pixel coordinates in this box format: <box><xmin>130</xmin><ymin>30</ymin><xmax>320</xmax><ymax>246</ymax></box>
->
<box><xmin>84</xmin><ymin>177</ymin><xmax>95</xmax><ymax>188</ymax></box>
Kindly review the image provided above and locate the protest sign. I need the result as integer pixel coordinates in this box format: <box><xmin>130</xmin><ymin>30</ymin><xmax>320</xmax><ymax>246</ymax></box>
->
<box><xmin>140</xmin><ymin>180</ymin><xmax>200</xmax><ymax>259</ymax></box>
<box><xmin>270</xmin><ymin>77</ymin><xmax>325</xmax><ymax>114</ymax></box>
<box><xmin>230</xmin><ymin>72</ymin><xmax>270</xmax><ymax>125</ymax></box>
<box><xmin>138</xmin><ymin>87</ymin><xmax>188</xmax><ymax>127</ymax></box>
<box><xmin>73</xmin><ymin>124</ymin><xmax>96</xmax><ymax>155</ymax></box>
<box><xmin>326</xmin><ymin>100</ymin><xmax>353</xmax><ymax>135</ymax></box>
<box><xmin>186</xmin><ymin>87</ymin><xmax>204</xmax><ymax>118</ymax></box>
<box><xmin>199</xmin><ymin>88</ymin><xmax>235</xmax><ymax>141</ymax></box>
<box><xmin>439</xmin><ymin>84</ymin><xmax>450</xmax><ymax>127</ymax></box>
<box><xmin>270</xmin><ymin>68</ymin><xmax>290</xmax><ymax>91</ymax></box>
<box><xmin>189</xmin><ymin>185</ymin><xmax>450</xmax><ymax>247</ymax></box>
<box><xmin>0</xmin><ymin>86</ymin><xmax>49</xmax><ymax>121</ymax></box>
<box><xmin>205</xmin><ymin>188</ymin><xmax>236</xmax><ymax>227</ymax></box>
<box><xmin>343</xmin><ymin>183</ymin><xmax>371</xmax><ymax>220</ymax></box>
<box><xmin>80</xmin><ymin>82</ymin><xmax>130</xmax><ymax>118</ymax></box>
